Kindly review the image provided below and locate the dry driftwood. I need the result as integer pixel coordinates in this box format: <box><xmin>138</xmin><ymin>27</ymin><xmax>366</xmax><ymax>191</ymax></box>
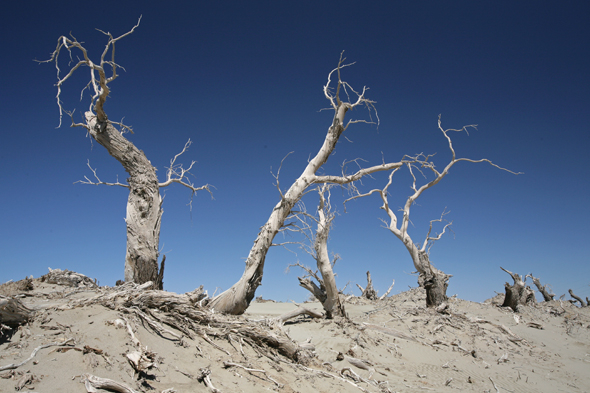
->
<box><xmin>379</xmin><ymin>279</ymin><xmax>395</xmax><ymax>300</ymax></box>
<box><xmin>82</xmin><ymin>374</ymin><xmax>139</xmax><ymax>393</ymax></box>
<box><xmin>500</xmin><ymin>267</ymin><xmax>536</xmax><ymax>311</ymax></box>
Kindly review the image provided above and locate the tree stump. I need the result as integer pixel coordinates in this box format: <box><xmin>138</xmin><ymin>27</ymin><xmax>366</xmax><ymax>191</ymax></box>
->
<box><xmin>500</xmin><ymin>267</ymin><xmax>536</xmax><ymax>312</ymax></box>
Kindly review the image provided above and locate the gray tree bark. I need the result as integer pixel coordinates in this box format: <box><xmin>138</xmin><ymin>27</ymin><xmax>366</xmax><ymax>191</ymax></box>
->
<box><xmin>526</xmin><ymin>274</ymin><xmax>555</xmax><ymax>302</ymax></box>
<box><xmin>357</xmin><ymin>271</ymin><xmax>378</xmax><ymax>300</ymax></box>
<box><xmin>568</xmin><ymin>289</ymin><xmax>588</xmax><ymax>307</ymax></box>
<box><xmin>501</xmin><ymin>267</ymin><xmax>536</xmax><ymax>311</ymax></box>
<box><xmin>85</xmin><ymin>113</ymin><xmax>163</xmax><ymax>284</ymax></box>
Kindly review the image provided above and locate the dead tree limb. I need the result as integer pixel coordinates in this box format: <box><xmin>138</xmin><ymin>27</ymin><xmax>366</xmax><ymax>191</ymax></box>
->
<box><xmin>568</xmin><ymin>289</ymin><xmax>587</xmax><ymax>307</ymax></box>
<box><xmin>288</xmin><ymin>185</ymin><xmax>346</xmax><ymax>318</ymax></box>
<box><xmin>82</xmin><ymin>374</ymin><xmax>139</xmax><ymax>393</ymax></box>
<box><xmin>379</xmin><ymin>279</ymin><xmax>395</xmax><ymax>300</ymax></box>
<box><xmin>275</xmin><ymin>306</ymin><xmax>324</xmax><ymax>324</ymax></box>
<box><xmin>526</xmin><ymin>274</ymin><xmax>555</xmax><ymax>301</ymax></box>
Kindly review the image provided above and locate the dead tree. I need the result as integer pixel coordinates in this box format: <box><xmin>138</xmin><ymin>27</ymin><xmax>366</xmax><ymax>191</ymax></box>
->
<box><xmin>501</xmin><ymin>267</ymin><xmax>536</xmax><ymax>311</ymax></box>
<box><xmin>526</xmin><ymin>274</ymin><xmax>555</xmax><ymax>302</ymax></box>
<box><xmin>346</xmin><ymin>117</ymin><xmax>519</xmax><ymax>307</ymax></box>
<box><xmin>289</xmin><ymin>185</ymin><xmax>346</xmax><ymax>318</ymax></box>
<box><xmin>356</xmin><ymin>271</ymin><xmax>377</xmax><ymax>300</ymax></box>
<box><xmin>568</xmin><ymin>289</ymin><xmax>588</xmax><ymax>307</ymax></box>
<box><xmin>209</xmin><ymin>54</ymin><xmax>409</xmax><ymax>314</ymax></box>
<box><xmin>42</xmin><ymin>19</ymin><xmax>210</xmax><ymax>287</ymax></box>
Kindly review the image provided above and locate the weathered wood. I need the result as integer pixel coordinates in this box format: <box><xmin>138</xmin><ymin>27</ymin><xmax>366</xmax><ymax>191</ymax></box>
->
<box><xmin>568</xmin><ymin>289</ymin><xmax>587</xmax><ymax>307</ymax></box>
<box><xmin>501</xmin><ymin>267</ymin><xmax>536</xmax><ymax>312</ymax></box>
<box><xmin>108</xmin><ymin>287</ymin><xmax>308</xmax><ymax>363</ymax></box>
<box><xmin>209</xmin><ymin>56</ymin><xmax>402</xmax><ymax>315</ymax></box>
<box><xmin>276</xmin><ymin>306</ymin><xmax>324</xmax><ymax>324</ymax></box>
<box><xmin>526</xmin><ymin>274</ymin><xmax>555</xmax><ymax>301</ymax></box>
<box><xmin>379</xmin><ymin>279</ymin><xmax>395</xmax><ymax>300</ymax></box>
<box><xmin>83</xmin><ymin>374</ymin><xmax>139</xmax><ymax>393</ymax></box>
<box><xmin>298</xmin><ymin>277</ymin><xmax>327</xmax><ymax>304</ymax></box>
<box><xmin>41</xmin><ymin>268</ymin><xmax>97</xmax><ymax>288</ymax></box>
<box><xmin>359</xmin><ymin>271</ymin><xmax>377</xmax><ymax>300</ymax></box>
<box><xmin>0</xmin><ymin>297</ymin><xmax>34</xmax><ymax>328</ymax></box>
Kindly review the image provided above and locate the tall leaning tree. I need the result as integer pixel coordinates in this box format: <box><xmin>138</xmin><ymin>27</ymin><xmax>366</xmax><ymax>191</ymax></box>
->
<box><xmin>209</xmin><ymin>54</ymin><xmax>407</xmax><ymax>314</ymax></box>
<box><xmin>347</xmin><ymin>117</ymin><xmax>519</xmax><ymax>307</ymax></box>
<box><xmin>42</xmin><ymin>18</ymin><xmax>210</xmax><ymax>288</ymax></box>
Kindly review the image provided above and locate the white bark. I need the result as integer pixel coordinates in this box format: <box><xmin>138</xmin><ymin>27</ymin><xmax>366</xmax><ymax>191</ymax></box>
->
<box><xmin>209</xmin><ymin>54</ymin><xmax>404</xmax><ymax>314</ymax></box>
<box><xmin>313</xmin><ymin>187</ymin><xmax>345</xmax><ymax>318</ymax></box>
<box><xmin>289</xmin><ymin>186</ymin><xmax>346</xmax><ymax>317</ymax></box>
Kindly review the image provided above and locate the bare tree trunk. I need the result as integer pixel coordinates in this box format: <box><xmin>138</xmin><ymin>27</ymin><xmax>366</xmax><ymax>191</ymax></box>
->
<box><xmin>86</xmin><ymin>113</ymin><xmax>163</xmax><ymax>285</ymax></box>
<box><xmin>501</xmin><ymin>267</ymin><xmax>536</xmax><ymax>311</ymax></box>
<box><xmin>414</xmin><ymin>250</ymin><xmax>450</xmax><ymax>307</ymax></box>
<box><xmin>526</xmin><ymin>274</ymin><xmax>554</xmax><ymax>302</ymax></box>
<box><xmin>312</xmin><ymin>187</ymin><xmax>345</xmax><ymax>318</ymax></box>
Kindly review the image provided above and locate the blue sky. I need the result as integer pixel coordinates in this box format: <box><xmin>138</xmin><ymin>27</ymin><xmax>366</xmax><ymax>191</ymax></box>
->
<box><xmin>1</xmin><ymin>1</ymin><xmax>589</xmax><ymax>303</ymax></box>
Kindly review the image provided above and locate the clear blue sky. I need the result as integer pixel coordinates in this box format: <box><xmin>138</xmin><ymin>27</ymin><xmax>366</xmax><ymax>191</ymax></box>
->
<box><xmin>1</xmin><ymin>1</ymin><xmax>588</xmax><ymax>303</ymax></box>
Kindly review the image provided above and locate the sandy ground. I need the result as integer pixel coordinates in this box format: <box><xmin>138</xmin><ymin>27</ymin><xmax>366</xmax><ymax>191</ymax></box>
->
<box><xmin>1</xmin><ymin>279</ymin><xmax>589</xmax><ymax>393</ymax></box>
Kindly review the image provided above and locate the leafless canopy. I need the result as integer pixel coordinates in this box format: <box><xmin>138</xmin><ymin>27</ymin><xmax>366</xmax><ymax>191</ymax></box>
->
<box><xmin>41</xmin><ymin>17</ymin><xmax>142</xmax><ymax>128</ymax></box>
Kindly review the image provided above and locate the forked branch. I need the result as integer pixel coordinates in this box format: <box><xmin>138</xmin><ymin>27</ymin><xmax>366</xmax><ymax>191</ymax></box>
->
<box><xmin>40</xmin><ymin>16</ymin><xmax>142</xmax><ymax>127</ymax></box>
<box><xmin>158</xmin><ymin>139</ymin><xmax>213</xmax><ymax>208</ymax></box>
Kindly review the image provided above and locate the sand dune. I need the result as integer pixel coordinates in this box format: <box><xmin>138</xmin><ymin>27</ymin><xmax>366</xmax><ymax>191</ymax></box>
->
<box><xmin>1</xmin><ymin>276</ymin><xmax>589</xmax><ymax>392</ymax></box>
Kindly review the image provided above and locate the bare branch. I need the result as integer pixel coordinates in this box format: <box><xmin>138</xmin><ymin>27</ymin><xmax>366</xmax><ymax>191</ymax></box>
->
<box><xmin>40</xmin><ymin>17</ymin><xmax>142</xmax><ymax>128</ymax></box>
<box><xmin>270</xmin><ymin>151</ymin><xmax>294</xmax><ymax>200</ymax></box>
<box><xmin>421</xmin><ymin>209</ymin><xmax>454</xmax><ymax>253</ymax></box>
<box><xmin>75</xmin><ymin>160</ymin><xmax>129</xmax><ymax>188</ymax></box>
<box><xmin>159</xmin><ymin>139</ymin><xmax>213</xmax><ymax>210</ymax></box>
<box><xmin>526</xmin><ymin>274</ymin><xmax>555</xmax><ymax>301</ymax></box>
<box><xmin>379</xmin><ymin>279</ymin><xmax>395</xmax><ymax>300</ymax></box>
<box><xmin>315</xmin><ymin>161</ymin><xmax>405</xmax><ymax>186</ymax></box>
